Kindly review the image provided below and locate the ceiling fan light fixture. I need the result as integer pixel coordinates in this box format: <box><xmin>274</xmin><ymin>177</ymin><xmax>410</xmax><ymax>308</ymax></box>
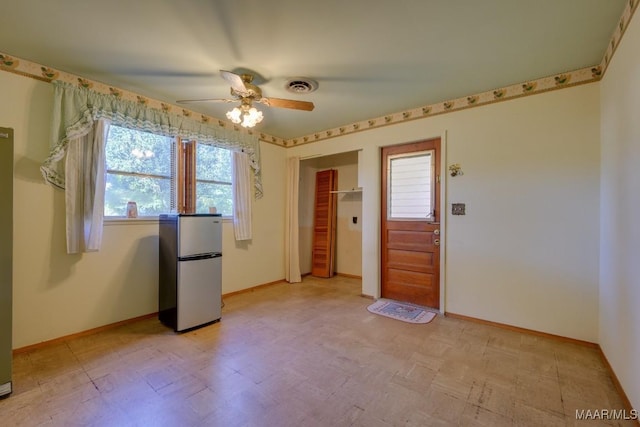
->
<box><xmin>226</xmin><ymin>107</ymin><xmax>243</xmax><ymax>123</ymax></box>
<box><xmin>241</xmin><ymin>107</ymin><xmax>263</xmax><ymax>128</ymax></box>
<box><xmin>181</xmin><ymin>71</ymin><xmax>312</xmax><ymax>127</ymax></box>
<box><xmin>226</xmin><ymin>104</ymin><xmax>263</xmax><ymax>128</ymax></box>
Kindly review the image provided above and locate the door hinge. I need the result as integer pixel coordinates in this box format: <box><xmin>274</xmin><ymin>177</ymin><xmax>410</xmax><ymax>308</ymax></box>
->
<box><xmin>436</xmin><ymin>175</ymin><xmax>441</xmax><ymax>183</ymax></box>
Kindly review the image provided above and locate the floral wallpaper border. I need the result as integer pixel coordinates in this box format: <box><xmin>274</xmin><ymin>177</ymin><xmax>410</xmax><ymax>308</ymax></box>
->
<box><xmin>276</xmin><ymin>66</ymin><xmax>598</xmax><ymax>148</ymax></box>
<box><xmin>273</xmin><ymin>0</ymin><xmax>639</xmax><ymax>148</ymax></box>
<box><xmin>0</xmin><ymin>0</ymin><xmax>637</xmax><ymax>148</ymax></box>
<box><xmin>601</xmin><ymin>0</ymin><xmax>638</xmax><ymax>76</ymax></box>
<box><xmin>0</xmin><ymin>52</ymin><xmax>258</xmax><ymax>140</ymax></box>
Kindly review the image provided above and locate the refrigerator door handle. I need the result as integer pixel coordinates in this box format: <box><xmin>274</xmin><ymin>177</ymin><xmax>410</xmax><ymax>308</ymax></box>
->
<box><xmin>178</xmin><ymin>253</ymin><xmax>215</xmax><ymax>262</ymax></box>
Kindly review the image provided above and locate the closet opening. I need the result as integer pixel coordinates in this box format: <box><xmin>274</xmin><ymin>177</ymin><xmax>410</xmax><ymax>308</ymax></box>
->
<box><xmin>299</xmin><ymin>151</ymin><xmax>362</xmax><ymax>279</ymax></box>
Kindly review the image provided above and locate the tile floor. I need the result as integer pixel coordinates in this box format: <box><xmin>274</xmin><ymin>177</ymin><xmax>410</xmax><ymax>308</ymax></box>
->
<box><xmin>0</xmin><ymin>276</ymin><xmax>634</xmax><ymax>426</ymax></box>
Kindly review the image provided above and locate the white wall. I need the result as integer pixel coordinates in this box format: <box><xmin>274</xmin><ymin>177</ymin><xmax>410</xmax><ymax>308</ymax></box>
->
<box><xmin>333</xmin><ymin>160</ymin><xmax>362</xmax><ymax>277</ymax></box>
<box><xmin>599</xmin><ymin>10</ymin><xmax>640</xmax><ymax>410</ymax></box>
<box><xmin>1</xmin><ymin>71</ymin><xmax>286</xmax><ymax>348</ymax></box>
<box><xmin>222</xmin><ymin>141</ymin><xmax>286</xmax><ymax>293</ymax></box>
<box><xmin>288</xmin><ymin>83</ymin><xmax>601</xmax><ymax>342</ymax></box>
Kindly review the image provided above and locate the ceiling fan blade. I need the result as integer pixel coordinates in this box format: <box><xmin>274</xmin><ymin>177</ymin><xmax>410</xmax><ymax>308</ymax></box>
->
<box><xmin>176</xmin><ymin>98</ymin><xmax>235</xmax><ymax>104</ymax></box>
<box><xmin>260</xmin><ymin>97</ymin><xmax>315</xmax><ymax>111</ymax></box>
<box><xmin>220</xmin><ymin>70</ymin><xmax>249</xmax><ymax>95</ymax></box>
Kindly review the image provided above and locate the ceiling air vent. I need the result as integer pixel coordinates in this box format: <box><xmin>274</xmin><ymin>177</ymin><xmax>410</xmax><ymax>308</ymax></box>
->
<box><xmin>285</xmin><ymin>78</ymin><xmax>318</xmax><ymax>94</ymax></box>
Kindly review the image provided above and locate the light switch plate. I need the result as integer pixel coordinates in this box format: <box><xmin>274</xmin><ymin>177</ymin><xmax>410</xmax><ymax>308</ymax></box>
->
<box><xmin>452</xmin><ymin>203</ymin><xmax>465</xmax><ymax>215</ymax></box>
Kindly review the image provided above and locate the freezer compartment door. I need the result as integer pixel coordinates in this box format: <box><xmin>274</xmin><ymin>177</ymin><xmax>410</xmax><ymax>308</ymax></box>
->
<box><xmin>177</xmin><ymin>256</ymin><xmax>222</xmax><ymax>331</ymax></box>
<box><xmin>178</xmin><ymin>215</ymin><xmax>222</xmax><ymax>256</ymax></box>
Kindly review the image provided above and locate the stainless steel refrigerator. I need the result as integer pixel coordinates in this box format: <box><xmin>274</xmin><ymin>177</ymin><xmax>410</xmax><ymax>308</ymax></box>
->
<box><xmin>159</xmin><ymin>214</ymin><xmax>222</xmax><ymax>332</ymax></box>
<box><xmin>0</xmin><ymin>128</ymin><xmax>13</xmax><ymax>398</ymax></box>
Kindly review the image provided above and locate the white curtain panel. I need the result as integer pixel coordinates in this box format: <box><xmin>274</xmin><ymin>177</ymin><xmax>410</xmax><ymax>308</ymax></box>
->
<box><xmin>64</xmin><ymin>119</ymin><xmax>110</xmax><ymax>253</ymax></box>
<box><xmin>232</xmin><ymin>151</ymin><xmax>253</xmax><ymax>241</ymax></box>
<box><xmin>285</xmin><ymin>157</ymin><xmax>301</xmax><ymax>283</ymax></box>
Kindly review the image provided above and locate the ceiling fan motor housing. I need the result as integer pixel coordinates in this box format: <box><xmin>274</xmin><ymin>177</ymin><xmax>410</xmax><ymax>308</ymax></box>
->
<box><xmin>232</xmin><ymin>81</ymin><xmax>262</xmax><ymax>99</ymax></box>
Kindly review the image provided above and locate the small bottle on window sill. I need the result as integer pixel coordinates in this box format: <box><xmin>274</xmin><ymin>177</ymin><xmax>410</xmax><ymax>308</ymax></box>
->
<box><xmin>126</xmin><ymin>201</ymin><xmax>138</xmax><ymax>218</ymax></box>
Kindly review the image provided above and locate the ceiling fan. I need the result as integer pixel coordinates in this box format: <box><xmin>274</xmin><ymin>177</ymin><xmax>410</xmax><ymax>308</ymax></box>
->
<box><xmin>177</xmin><ymin>70</ymin><xmax>315</xmax><ymax>128</ymax></box>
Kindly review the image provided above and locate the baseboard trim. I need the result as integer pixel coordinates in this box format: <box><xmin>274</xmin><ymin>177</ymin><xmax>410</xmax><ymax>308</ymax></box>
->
<box><xmin>445</xmin><ymin>312</ymin><xmax>598</xmax><ymax>348</ymax></box>
<box><xmin>335</xmin><ymin>273</ymin><xmax>363</xmax><ymax>280</ymax></box>
<box><xmin>12</xmin><ymin>279</ymin><xmax>290</xmax><ymax>354</ymax></box>
<box><xmin>13</xmin><ymin>312</ymin><xmax>157</xmax><ymax>355</ymax></box>
<box><xmin>597</xmin><ymin>347</ymin><xmax>639</xmax><ymax>425</ymax></box>
<box><xmin>301</xmin><ymin>272</ymin><xmax>363</xmax><ymax>280</ymax></box>
<box><xmin>446</xmin><ymin>311</ymin><xmax>638</xmax><ymax>421</ymax></box>
<box><xmin>11</xmin><ymin>289</ymin><xmax>636</xmax><ymax>418</ymax></box>
<box><xmin>12</xmin><ymin>278</ymin><xmax>291</xmax><ymax>354</ymax></box>
<box><xmin>222</xmin><ymin>279</ymin><xmax>287</xmax><ymax>299</ymax></box>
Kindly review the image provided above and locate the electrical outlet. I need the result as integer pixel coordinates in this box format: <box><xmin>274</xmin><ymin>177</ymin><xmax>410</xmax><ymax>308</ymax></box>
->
<box><xmin>452</xmin><ymin>203</ymin><xmax>466</xmax><ymax>215</ymax></box>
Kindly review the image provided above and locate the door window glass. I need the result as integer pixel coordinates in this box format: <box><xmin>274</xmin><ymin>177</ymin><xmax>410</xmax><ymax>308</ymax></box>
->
<box><xmin>387</xmin><ymin>150</ymin><xmax>434</xmax><ymax>220</ymax></box>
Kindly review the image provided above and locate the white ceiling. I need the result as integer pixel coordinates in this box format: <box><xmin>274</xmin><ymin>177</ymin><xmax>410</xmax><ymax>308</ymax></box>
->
<box><xmin>0</xmin><ymin>0</ymin><xmax>627</xmax><ymax>140</ymax></box>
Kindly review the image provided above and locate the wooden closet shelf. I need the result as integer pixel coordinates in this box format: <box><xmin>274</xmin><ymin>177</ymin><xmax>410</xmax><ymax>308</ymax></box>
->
<box><xmin>330</xmin><ymin>188</ymin><xmax>362</xmax><ymax>194</ymax></box>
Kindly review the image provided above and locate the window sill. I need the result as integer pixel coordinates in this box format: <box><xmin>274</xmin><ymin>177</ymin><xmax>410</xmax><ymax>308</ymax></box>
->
<box><xmin>104</xmin><ymin>217</ymin><xmax>159</xmax><ymax>226</ymax></box>
<box><xmin>104</xmin><ymin>216</ymin><xmax>233</xmax><ymax>226</ymax></box>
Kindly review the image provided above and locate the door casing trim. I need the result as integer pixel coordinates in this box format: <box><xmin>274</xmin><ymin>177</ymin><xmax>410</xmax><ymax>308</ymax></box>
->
<box><xmin>439</xmin><ymin>130</ymin><xmax>447</xmax><ymax>314</ymax></box>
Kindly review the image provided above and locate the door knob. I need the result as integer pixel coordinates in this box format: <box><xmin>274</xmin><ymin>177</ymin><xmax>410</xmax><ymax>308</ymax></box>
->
<box><xmin>434</xmin><ymin>239</ymin><xmax>440</xmax><ymax>246</ymax></box>
<box><xmin>433</xmin><ymin>229</ymin><xmax>440</xmax><ymax>235</ymax></box>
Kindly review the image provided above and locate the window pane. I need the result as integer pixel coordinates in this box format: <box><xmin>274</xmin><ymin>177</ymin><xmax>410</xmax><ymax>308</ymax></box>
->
<box><xmin>388</xmin><ymin>151</ymin><xmax>433</xmax><ymax>219</ymax></box>
<box><xmin>105</xmin><ymin>174</ymin><xmax>173</xmax><ymax>216</ymax></box>
<box><xmin>195</xmin><ymin>182</ymin><xmax>232</xmax><ymax>216</ymax></box>
<box><xmin>196</xmin><ymin>143</ymin><xmax>232</xmax><ymax>182</ymax></box>
<box><xmin>105</xmin><ymin>125</ymin><xmax>175</xmax><ymax>217</ymax></box>
<box><xmin>106</xmin><ymin>126</ymin><xmax>173</xmax><ymax>177</ymax></box>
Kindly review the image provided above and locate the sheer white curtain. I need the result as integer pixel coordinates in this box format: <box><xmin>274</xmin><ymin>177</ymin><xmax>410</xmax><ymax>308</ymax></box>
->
<box><xmin>64</xmin><ymin>119</ymin><xmax>110</xmax><ymax>253</ymax></box>
<box><xmin>232</xmin><ymin>151</ymin><xmax>252</xmax><ymax>241</ymax></box>
<box><xmin>285</xmin><ymin>157</ymin><xmax>301</xmax><ymax>283</ymax></box>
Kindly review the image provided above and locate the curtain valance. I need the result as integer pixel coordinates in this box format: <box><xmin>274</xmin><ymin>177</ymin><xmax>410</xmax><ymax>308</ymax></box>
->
<box><xmin>41</xmin><ymin>80</ymin><xmax>263</xmax><ymax>198</ymax></box>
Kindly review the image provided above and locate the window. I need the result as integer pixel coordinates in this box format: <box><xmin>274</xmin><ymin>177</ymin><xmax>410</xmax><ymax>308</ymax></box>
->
<box><xmin>387</xmin><ymin>150</ymin><xmax>434</xmax><ymax>220</ymax></box>
<box><xmin>194</xmin><ymin>142</ymin><xmax>232</xmax><ymax>216</ymax></box>
<box><xmin>105</xmin><ymin>126</ymin><xmax>176</xmax><ymax>216</ymax></box>
<box><xmin>104</xmin><ymin>126</ymin><xmax>232</xmax><ymax>217</ymax></box>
